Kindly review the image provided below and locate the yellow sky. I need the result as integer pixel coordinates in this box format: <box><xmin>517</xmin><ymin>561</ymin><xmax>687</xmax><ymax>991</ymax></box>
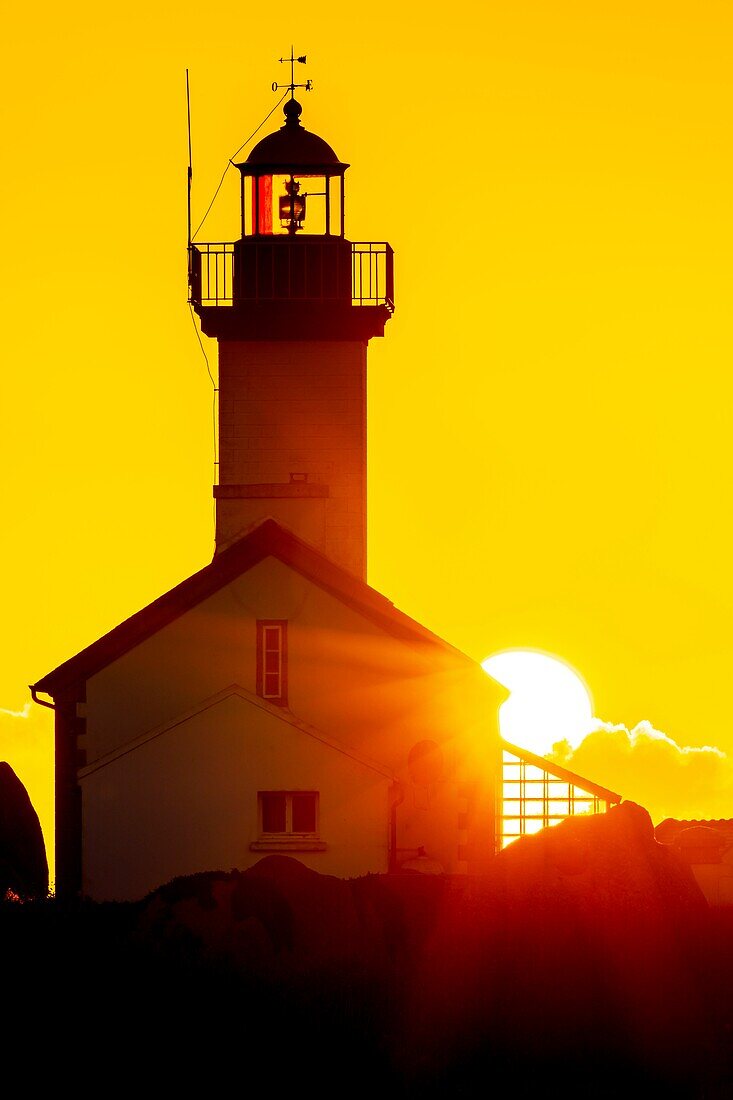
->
<box><xmin>2</xmin><ymin>1</ymin><xmax>733</xmax><ymax>862</ymax></box>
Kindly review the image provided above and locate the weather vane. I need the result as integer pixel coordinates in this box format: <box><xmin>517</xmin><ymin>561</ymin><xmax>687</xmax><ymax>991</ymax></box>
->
<box><xmin>272</xmin><ymin>47</ymin><xmax>313</xmax><ymax>98</ymax></box>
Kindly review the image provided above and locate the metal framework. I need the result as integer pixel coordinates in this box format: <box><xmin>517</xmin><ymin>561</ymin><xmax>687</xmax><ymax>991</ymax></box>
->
<box><xmin>189</xmin><ymin>240</ymin><xmax>394</xmax><ymax>311</ymax></box>
<box><xmin>500</xmin><ymin>742</ymin><xmax>621</xmax><ymax>849</ymax></box>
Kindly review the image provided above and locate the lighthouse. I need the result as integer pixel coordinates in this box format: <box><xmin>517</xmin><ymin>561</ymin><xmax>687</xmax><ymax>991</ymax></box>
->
<box><xmin>32</xmin><ymin>63</ymin><xmax>621</xmax><ymax>901</ymax></box>
<box><xmin>190</xmin><ymin>64</ymin><xmax>394</xmax><ymax>578</ymax></box>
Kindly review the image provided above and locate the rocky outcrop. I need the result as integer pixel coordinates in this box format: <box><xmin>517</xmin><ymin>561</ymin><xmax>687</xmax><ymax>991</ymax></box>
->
<box><xmin>133</xmin><ymin>804</ymin><xmax>713</xmax><ymax>1092</ymax></box>
<box><xmin>137</xmin><ymin>854</ymin><xmax>431</xmax><ymax>980</ymax></box>
<box><xmin>0</xmin><ymin>763</ymin><xmax>48</xmax><ymax>900</ymax></box>
<box><xmin>1</xmin><ymin>803</ymin><xmax>729</xmax><ymax>1093</ymax></box>
<box><xmin>406</xmin><ymin>802</ymin><xmax>711</xmax><ymax>1090</ymax></box>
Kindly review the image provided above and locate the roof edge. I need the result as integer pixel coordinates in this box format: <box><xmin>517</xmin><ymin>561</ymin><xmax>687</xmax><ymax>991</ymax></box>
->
<box><xmin>78</xmin><ymin>683</ymin><xmax>397</xmax><ymax>782</ymax></box>
<box><xmin>32</xmin><ymin>519</ymin><xmax>475</xmax><ymax>696</ymax></box>
<box><xmin>502</xmin><ymin>739</ymin><xmax>622</xmax><ymax>804</ymax></box>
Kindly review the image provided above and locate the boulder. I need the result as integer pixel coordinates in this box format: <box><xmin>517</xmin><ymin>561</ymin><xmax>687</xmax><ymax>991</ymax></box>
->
<box><xmin>0</xmin><ymin>762</ymin><xmax>48</xmax><ymax>900</ymax></box>
<box><xmin>405</xmin><ymin>803</ymin><xmax>712</xmax><ymax>1091</ymax></box>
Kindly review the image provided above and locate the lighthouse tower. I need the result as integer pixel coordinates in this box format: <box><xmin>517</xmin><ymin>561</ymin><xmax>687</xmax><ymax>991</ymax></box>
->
<box><xmin>190</xmin><ymin>69</ymin><xmax>394</xmax><ymax>578</ymax></box>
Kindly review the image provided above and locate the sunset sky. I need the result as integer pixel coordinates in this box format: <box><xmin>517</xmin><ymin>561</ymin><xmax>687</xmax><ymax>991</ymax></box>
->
<box><xmin>3</xmin><ymin>1</ymin><xmax>733</xmax><ymax>866</ymax></box>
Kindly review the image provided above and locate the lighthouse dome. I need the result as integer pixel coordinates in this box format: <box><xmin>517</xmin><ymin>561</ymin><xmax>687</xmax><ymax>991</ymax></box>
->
<box><xmin>242</xmin><ymin>99</ymin><xmax>348</xmax><ymax>173</ymax></box>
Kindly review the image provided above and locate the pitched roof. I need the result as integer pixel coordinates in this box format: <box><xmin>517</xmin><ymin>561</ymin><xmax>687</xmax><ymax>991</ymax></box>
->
<box><xmin>655</xmin><ymin>818</ymin><xmax>733</xmax><ymax>845</ymax></box>
<box><xmin>32</xmin><ymin>518</ymin><xmax>474</xmax><ymax>697</ymax></box>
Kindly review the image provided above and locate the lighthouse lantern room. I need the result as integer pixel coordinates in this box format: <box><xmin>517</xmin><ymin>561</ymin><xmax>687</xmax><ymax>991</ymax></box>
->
<box><xmin>238</xmin><ymin>97</ymin><xmax>346</xmax><ymax>238</ymax></box>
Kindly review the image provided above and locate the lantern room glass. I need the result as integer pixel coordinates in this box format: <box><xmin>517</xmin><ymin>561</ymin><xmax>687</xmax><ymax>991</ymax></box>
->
<box><xmin>243</xmin><ymin>173</ymin><xmax>344</xmax><ymax>237</ymax></box>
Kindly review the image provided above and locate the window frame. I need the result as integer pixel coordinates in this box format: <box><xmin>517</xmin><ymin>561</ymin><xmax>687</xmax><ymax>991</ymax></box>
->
<box><xmin>258</xmin><ymin>790</ymin><xmax>319</xmax><ymax>838</ymax></box>
<box><xmin>499</xmin><ymin>748</ymin><xmax>609</xmax><ymax>850</ymax></box>
<box><xmin>251</xmin><ymin>790</ymin><xmax>326</xmax><ymax>853</ymax></box>
<box><xmin>256</xmin><ymin>619</ymin><xmax>288</xmax><ymax>706</ymax></box>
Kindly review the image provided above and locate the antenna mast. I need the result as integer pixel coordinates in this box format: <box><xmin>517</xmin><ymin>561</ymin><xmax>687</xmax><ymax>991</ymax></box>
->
<box><xmin>186</xmin><ymin>69</ymin><xmax>193</xmax><ymax>248</ymax></box>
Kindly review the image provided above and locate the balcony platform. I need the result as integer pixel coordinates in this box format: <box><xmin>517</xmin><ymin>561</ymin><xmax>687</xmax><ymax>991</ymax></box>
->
<box><xmin>195</xmin><ymin>299</ymin><xmax>392</xmax><ymax>341</ymax></box>
<box><xmin>190</xmin><ymin>238</ymin><xmax>394</xmax><ymax>341</ymax></box>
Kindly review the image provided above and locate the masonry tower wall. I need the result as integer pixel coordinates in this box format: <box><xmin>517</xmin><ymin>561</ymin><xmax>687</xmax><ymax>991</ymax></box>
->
<box><xmin>215</xmin><ymin>339</ymin><xmax>367</xmax><ymax>578</ymax></box>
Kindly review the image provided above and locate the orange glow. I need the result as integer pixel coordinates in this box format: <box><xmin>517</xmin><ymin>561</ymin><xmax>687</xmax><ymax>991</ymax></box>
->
<box><xmin>4</xmin><ymin>4</ymin><xmax>733</xmax><ymax>877</ymax></box>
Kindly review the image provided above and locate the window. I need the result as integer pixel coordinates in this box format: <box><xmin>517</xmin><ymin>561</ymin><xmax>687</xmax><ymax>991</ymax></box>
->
<box><xmin>259</xmin><ymin>791</ymin><xmax>318</xmax><ymax>836</ymax></box>
<box><xmin>256</xmin><ymin>620</ymin><xmax>287</xmax><ymax>705</ymax></box>
<box><xmin>251</xmin><ymin>791</ymin><xmax>325</xmax><ymax>852</ymax></box>
<box><xmin>499</xmin><ymin>748</ymin><xmax>612</xmax><ymax>850</ymax></box>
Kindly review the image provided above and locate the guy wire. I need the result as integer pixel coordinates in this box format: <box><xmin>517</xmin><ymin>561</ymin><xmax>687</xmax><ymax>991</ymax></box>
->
<box><xmin>192</xmin><ymin>90</ymin><xmax>289</xmax><ymax>241</ymax></box>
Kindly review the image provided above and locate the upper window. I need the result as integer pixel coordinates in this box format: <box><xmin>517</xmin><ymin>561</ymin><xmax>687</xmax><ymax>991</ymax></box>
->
<box><xmin>256</xmin><ymin>620</ymin><xmax>288</xmax><ymax>706</ymax></box>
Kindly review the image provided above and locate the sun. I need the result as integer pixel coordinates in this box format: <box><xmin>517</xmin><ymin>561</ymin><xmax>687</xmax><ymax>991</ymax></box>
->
<box><xmin>482</xmin><ymin>650</ymin><xmax>594</xmax><ymax>756</ymax></box>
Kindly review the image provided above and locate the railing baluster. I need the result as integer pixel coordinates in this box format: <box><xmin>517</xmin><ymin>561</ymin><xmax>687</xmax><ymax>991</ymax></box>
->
<box><xmin>190</xmin><ymin>241</ymin><xmax>393</xmax><ymax>311</ymax></box>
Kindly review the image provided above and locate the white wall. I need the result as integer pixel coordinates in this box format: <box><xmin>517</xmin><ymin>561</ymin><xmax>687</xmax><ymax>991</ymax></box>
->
<box><xmin>81</xmin><ymin>691</ymin><xmax>391</xmax><ymax>900</ymax></box>
<box><xmin>81</xmin><ymin>555</ymin><xmax>504</xmax><ymax>895</ymax></box>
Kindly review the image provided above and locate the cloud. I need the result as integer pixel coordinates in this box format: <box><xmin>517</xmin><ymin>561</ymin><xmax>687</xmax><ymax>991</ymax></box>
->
<box><xmin>548</xmin><ymin>720</ymin><xmax>733</xmax><ymax>825</ymax></box>
<box><xmin>0</xmin><ymin>702</ymin><xmax>32</xmax><ymax>719</ymax></box>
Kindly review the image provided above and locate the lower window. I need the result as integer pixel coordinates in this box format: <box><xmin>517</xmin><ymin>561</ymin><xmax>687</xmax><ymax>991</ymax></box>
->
<box><xmin>251</xmin><ymin>791</ymin><xmax>326</xmax><ymax>852</ymax></box>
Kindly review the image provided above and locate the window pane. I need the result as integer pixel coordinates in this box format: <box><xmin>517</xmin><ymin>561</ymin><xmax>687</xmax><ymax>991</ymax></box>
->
<box><xmin>524</xmin><ymin>800</ymin><xmax>545</xmax><ymax>817</ymax></box>
<box><xmin>264</xmin><ymin>672</ymin><xmax>280</xmax><ymax>696</ymax></box>
<box><xmin>525</xmin><ymin>765</ymin><xmax>545</xmax><ymax>781</ymax></box>
<box><xmin>258</xmin><ymin>622</ymin><xmax>286</xmax><ymax>704</ymax></box>
<box><xmin>261</xmin><ymin>792</ymin><xmax>286</xmax><ymax>833</ymax></box>
<box><xmin>328</xmin><ymin>175</ymin><xmax>341</xmax><ymax>235</ymax></box>
<box><xmin>292</xmin><ymin>793</ymin><xmax>317</xmax><ymax>833</ymax></box>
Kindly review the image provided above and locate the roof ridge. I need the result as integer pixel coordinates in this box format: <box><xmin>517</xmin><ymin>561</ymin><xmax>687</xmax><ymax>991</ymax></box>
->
<box><xmin>32</xmin><ymin>519</ymin><xmax>472</xmax><ymax>696</ymax></box>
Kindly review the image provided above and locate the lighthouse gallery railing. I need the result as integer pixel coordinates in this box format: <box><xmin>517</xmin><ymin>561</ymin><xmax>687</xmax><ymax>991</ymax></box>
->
<box><xmin>189</xmin><ymin>241</ymin><xmax>394</xmax><ymax>311</ymax></box>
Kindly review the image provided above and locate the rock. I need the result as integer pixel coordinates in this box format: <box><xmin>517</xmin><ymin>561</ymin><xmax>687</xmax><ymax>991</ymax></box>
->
<box><xmin>137</xmin><ymin>856</ymin><xmax>406</xmax><ymax>977</ymax></box>
<box><xmin>133</xmin><ymin>810</ymin><xmax>714</xmax><ymax>1092</ymax></box>
<box><xmin>0</xmin><ymin>762</ymin><xmax>48</xmax><ymax>900</ymax></box>
<box><xmin>494</xmin><ymin>800</ymin><xmax>706</xmax><ymax>916</ymax></box>
<box><xmin>405</xmin><ymin>802</ymin><xmax>711</xmax><ymax>1091</ymax></box>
